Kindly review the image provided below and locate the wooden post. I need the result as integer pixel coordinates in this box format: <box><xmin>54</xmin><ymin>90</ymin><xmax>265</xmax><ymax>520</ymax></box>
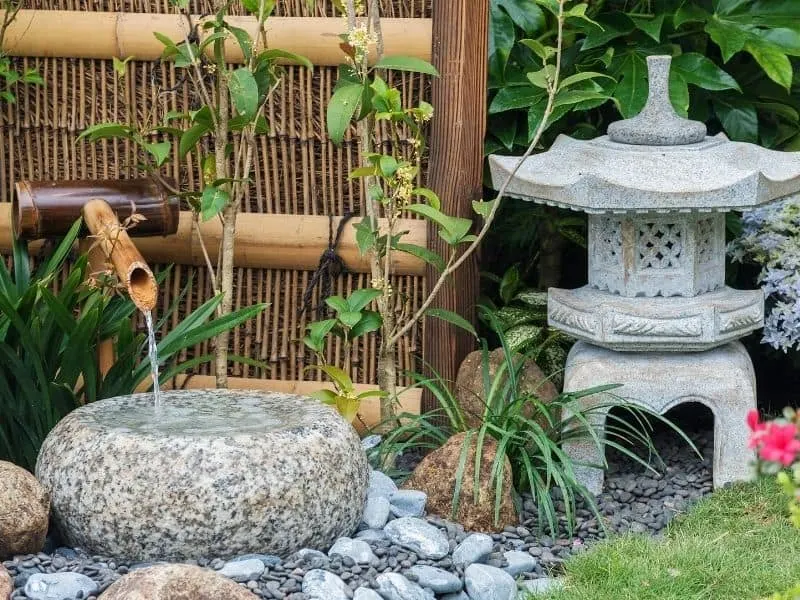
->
<box><xmin>424</xmin><ymin>1</ymin><xmax>489</xmax><ymax>412</ymax></box>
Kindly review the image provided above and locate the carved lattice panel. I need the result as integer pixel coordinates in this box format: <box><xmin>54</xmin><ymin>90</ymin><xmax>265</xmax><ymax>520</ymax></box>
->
<box><xmin>637</xmin><ymin>222</ymin><xmax>683</xmax><ymax>269</ymax></box>
<box><xmin>697</xmin><ymin>217</ymin><xmax>715</xmax><ymax>265</ymax></box>
<box><xmin>596</xmin><ymin>218</ymin><xmax>623</xmax><ymax>267</ymax></box>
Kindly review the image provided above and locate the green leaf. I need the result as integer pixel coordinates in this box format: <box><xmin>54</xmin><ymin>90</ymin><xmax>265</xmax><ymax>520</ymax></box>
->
<box><xmin>373</xmin><ymin>56</ymin><xmax>439</xmax><ymax>76</ymax></box>
<box><xmin>669</xmin><ymin>72</ymin><xmax>690</xmax><ymax>116</ymax></box>
<box><xmin>404</xmin><ymin>204</ymin><xmax>473</xmax><ymax>244</ymax></box>
<box><xmin>489</xmin><ymin>2</ymin><xmax>516</xmax><ymax>82</ymax></box>
<box><xmin>412</xmin><ymin>188</ymin><xmax>440</xmax><ymax>210</ymax></box>
<box><xmin>179</xmin><ymin>122</ymin><xmax>210</xmax><ymax>157</ymax></box>
<box><xmin>671</xmin><ymin>53</ymin><xmax>740</xmax><ymax>91</ymax></box>
<box><xmin>379</xmin><ymin>155</ymin><xmax>398</xmax><ymax>176</ymax></box>
<box><xmin>347</xmin><ymin>288</ymin><xmax>382</xmax><ymax>312</ymax></box>
<box><xmin>112</xmin><ymin>56</ymin><xmax>133</xmax><ymax>77</ymax></box>
<box><xmin>472</xmin><ymin>199</ymin><xmax>497</xmax><ymax>218</ymax></box>
<box><xmin>325</xmin><ymin>296</ymin><xmax>349</xmax><ymax>313</ymax></box>
<box><xmin>580</xmin><ymin>12</ymin><xmax>635</xmax><ymax>51</ymax></box>
<box><xmin>304</xmin><ymin>319</ymin><xmax>337</xmax><ymax>352</ymax></box>
<box><xmin>494</xmin><ymin>0</ymin><xmax>545</xmax><ymax>33</ymax></box>
<box><xmin>257</xmin><ymin>49</ymin><xmax>313</xmax><ymax>69</ymax></box>
<box><xmin>713</xmin><ymin>0</ymin><xmax>751</xmax><ymax>15</ymax></box>
<box><xmin>673</xmin><ymin>3</ymin><xmax>708</xmax><ymax>28</ymax></box>
<box><xmin>338</xmin><ymin>311</ymin><xmax>363</xmax><ymax>328</ymax></box>
<box><xmin>200</xmin><ymin>185</ymin><xmax>230</xmax><ymax>221</ymax></box>
<box><xmin>327</xmin><ymin>82</ymin><xmax>363</xmax><ymax>145</ymax></box>
<box><xmin>554</xmin><ymin>90</ymin><xmax>611</xmax><ymax>108</ymax></box>
<box><xmin>77</xmin><ymin>123</ymin><xmax>133</xmax><ymax>142</ymax></box>
<box><xmin>229</xmin><ymin>67</ymin><xmax>260</xmax><ymax>119</ymax></box>
<box><xmin>631</xmin><ymin>13</ymin><xmax>665</xmax><ymax>42</ymax></box>
<box><xmin>394</xmin><ymin>243</ymin><xmax>445</xmax><ymax>272</ymax></box>
<box><xmin>227</xmin><ymin>26</ymin><xmax>253</xmax><ymax>63</ymax></box>
<box><xmin>705</xmin><ymin>17</ymin><xmax>747</xmax><ymax>62</ymax></box>
<box><xmin>558</xmin><ymin>71</ymin><xmax>614</xmax><ymax>91</ymax></box>
<box><xmin>309</xmin><ymin>364</ymin><xmax>354</xmax><ymax>393</ymax></box>
<box><xmin>353</xmin><ymin>219</ymin><xmax>377</xmax><ymax>255</ymax></box>
<box><xmin>613</xmin><ymin>52</ymin><xmax>648</xmax><ymax>118</ymax></box>
<box><xmin>425</xmin><ymin>308</ymin><xmax>477</xmax><ymax>338</ymax></box>
<box><xmin>744</xmin><ymin>39</ymin><xmax>793</xmax><ymax>91</ymax></box>
<box><xmin>142</xmin><ymin>141</ymin><xmax>171</xmax><ymax>166</ymax></box>
<box><xmin>349</xmin><ymin>311</ymin><xmax>382</xmax><ymax>338</ymax></box>
<box><xmin>518</xmin><ymin>39</ymin><xmax>556</xmax><ymax>61</ymax></box>
<box><xmin>527</xmin><ymin>64</ymin><xmax>556</xmax><ymax>89</ymax></box>
<box><xmin>714</xmin><ymin>97</ymin><xmax>758</xmax><ymax>142</ymax></box>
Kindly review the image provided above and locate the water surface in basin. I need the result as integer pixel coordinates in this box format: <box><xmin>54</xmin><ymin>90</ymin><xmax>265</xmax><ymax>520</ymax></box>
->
<box><xmin>87</xmin><ymin>390</ymin><xmax>324</xmax><ymax>436</ymax></box>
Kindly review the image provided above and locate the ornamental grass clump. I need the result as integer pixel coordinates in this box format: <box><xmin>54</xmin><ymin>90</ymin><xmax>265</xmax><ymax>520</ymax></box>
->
<box><xmin>372</xmin><ymin>309</ymin><xmax>695</xmax><ymax>535</ymax></box>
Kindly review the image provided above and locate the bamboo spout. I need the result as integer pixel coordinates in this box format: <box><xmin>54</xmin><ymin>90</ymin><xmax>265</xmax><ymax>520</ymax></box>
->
<box><xmin>82</xmin><ymin>199</ymin><xmax>158</xmax><ymax>312</ymax></box>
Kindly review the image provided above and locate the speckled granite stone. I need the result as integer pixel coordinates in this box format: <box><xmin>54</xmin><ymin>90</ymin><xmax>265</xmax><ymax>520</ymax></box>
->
<box><xmin>36</xmin><ymin>390</ymin><xmax>369</xmax><ymax>560</ymax></box>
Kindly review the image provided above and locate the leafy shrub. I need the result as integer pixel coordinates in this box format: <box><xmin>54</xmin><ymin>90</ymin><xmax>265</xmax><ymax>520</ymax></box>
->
<box><xmin>372</xmin><ymin>318</ymin><xmax>693</xmax><ymax>534</ymax></box>
<box><xmin>488</xmin><ymin>0</ymin><xmax>800</xmax><ymax>155</ymax></box>
<box><xmin>0</xmin><ymin>222</ymin><xmax>265</xmax><ymax>470</ymax></box>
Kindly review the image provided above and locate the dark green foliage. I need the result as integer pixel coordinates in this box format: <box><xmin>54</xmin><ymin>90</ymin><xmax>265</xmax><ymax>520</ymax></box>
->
<box><xmin>0</xmin><ymin>222</ymin><xmax>266</xmax><ymax>471</ymax></box>
<box><xmin>488</xmin><ymin>0</ymin><xmax>800</xmax><ymax>155</ymax></box>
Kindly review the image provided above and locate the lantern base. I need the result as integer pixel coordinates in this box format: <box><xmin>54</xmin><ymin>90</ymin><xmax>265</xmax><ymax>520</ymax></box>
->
<box><xmin>561</xmin><ymin>341</ymin><xmax>756</xmax><ymax>495</ymax></box>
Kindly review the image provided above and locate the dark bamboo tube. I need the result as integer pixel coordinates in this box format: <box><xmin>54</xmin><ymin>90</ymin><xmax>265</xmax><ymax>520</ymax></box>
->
<box><xmin>82</xmin><ymin>200</ymin><xmax>158</xmax><ymax>312</ymax></box>
<box><xmin>13</xmin><ymin>179</ymin><xmax>179</xmax><ymax>240</ymax></box>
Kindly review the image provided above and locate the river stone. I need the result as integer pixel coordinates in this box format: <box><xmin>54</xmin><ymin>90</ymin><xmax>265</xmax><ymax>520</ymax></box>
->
<box><xmin>369</xmin><ymin>470</ymin><xmax>399</xmax><ymax>499</ymax></box>
<box><xmin>455</xmin><ymin>348</ymin><xmax>558</xmax><ymax>429</ymax></box>
<box><xmin>376</xmin><ymin>573</ymin><xmax>435</xmax><ymax>600</ymax></box>
<box><xmin>302</xmin><ymin>569</ymin><xmax>352</xmax><ymax>600</ymax></box>
<box><xmin>464</xmin><ymin>564</ymin><xmax>516</xmax><ymax>600</ymax></box>
<box><xmin>354</xmin><ymin>528</ymin><xmax>388</xmax><ymax>543</ymax></box>
<box><xmin>384</xmin><ymin>518</ymin><xmax>450</xmax><ymax>559</ymax></box>
<box><xmin>36</xmin><ymin>390</ymin><xmax>369</xmax><ymax>560</ymax></box>
<box><xmin>24</xmin><ymin>572</ymin><xmax>98</xmax><ymax>600</ymax></box>
<box><xmin>403</xmin><ymin>433</ymin><xmax>517</xmax><ymax>532</ymax></box>
<box><xmin>389</xmin><ymin>490</ymin><xmax>427</xmax><ymax>518</ymax></box>
<box><xmin>405</xmin><ymin>565</ymin><xmax>462</xmax><ymax>593</ymax></box>
<box><xmin>354</xmin><ymin>588</ymin><xmax>383</xmax><ymax>600</ymax></box>
<box><xmin>452</xmin><ymin>533</ymin><xmax>494</xmax><ymax>567</ymax></box>
<box><xmin>328</xmin><ymin>537</ymin><xmax>377</xmax><ymax>564</ymax></box>
<box><xmin>362</xmin><ymin>495</ymin><xmax>391</xmax><ymax>529</ymax></box>
<box><xmin>218</xmin><ymin>558</ymin><xmax>266</xmax><ymax>582</ymax></box>
<box><xmin>0</xmin><ymin>461</ymin><xmax>49</xmax><ymax>559</ymax></box>
<box><xmin>503</xmin><ymin>550</ymin><xmax>536</xmax><ymax>577</ymax></box>
<box><xmin>98</xmin><ymin>564</ymin><xmax>258</xmax><ymax>599</ymax></box>
<box><xmin>0</xmin><ymin>566</ymin><xmax>11</xmax><ymax>600</ymax></box>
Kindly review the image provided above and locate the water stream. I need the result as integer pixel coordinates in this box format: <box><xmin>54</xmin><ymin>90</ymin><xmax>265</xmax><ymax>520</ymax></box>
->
<box><xmin>144</xmin><ymin>310</ymin><xmax>162</xmax><ymax>410</ymax></box>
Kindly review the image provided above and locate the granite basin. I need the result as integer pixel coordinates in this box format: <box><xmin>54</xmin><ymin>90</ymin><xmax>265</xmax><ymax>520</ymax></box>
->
<box><xmin>36</xmin><ymin>390</ymin><xmax>369</xmax><ymax>560</ymax></box>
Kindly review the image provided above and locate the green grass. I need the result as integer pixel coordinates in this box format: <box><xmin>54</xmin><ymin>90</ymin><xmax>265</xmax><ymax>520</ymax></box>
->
<box><xmin>533</xmin><ymin>478</ymin><xmax>800</xmax><ymax>600</ymax></box>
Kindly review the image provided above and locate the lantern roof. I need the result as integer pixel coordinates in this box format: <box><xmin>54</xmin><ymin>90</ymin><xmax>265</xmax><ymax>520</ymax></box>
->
<box><xmin>488</xmin><ymin>56</ymin><xmax>800</xmax><ymax>214</ymax></box>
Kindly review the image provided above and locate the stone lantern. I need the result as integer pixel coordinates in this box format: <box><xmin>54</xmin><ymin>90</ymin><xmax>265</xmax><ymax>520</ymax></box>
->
<box><xmin>489</xmin><ymin>55</ymin><xmax>800</xmax><ymax>493</ymax></box>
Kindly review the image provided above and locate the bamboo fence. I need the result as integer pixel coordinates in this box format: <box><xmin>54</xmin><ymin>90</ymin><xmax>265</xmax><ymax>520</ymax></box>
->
<box><xmin>1</xmin><ymin>0</ymin><xmax>434</xmax><ymax>417</ymax></box>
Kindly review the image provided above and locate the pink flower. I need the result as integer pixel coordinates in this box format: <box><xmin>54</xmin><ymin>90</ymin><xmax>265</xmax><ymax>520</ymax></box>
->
<box><xmin>759</xmin><ymin>422</ymin><xmax>800</xmax><ymax>467</ymax></box>
<box><xmin>747</xmin><ymin>409</ymin><xmax>767</xmax><ymax>449</ymax></box>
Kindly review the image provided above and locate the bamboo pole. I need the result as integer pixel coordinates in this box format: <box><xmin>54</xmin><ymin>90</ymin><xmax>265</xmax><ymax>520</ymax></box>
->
<box><xmin>0</xmin><ymin>11</ymin><xmax>432</xmax><ymax>66</ymax></box>
<box><xmin>139</xmin><ymin>375</ymin><xmax>422</xmax><ymax>433</ymax></box>
<box><xmin>0</xmin><ymin>205</ymin><xmax>426</xmax><ymax>275</ymax></box>
<box><xmin>78</xmin><ymin>239</ymin><xmax>117</xmax><ymax>378</ymax></box>
<box><xmin>423</xmin><ymin>1</ymin><xmax>489</xmax><ymax>413</ymax></box>
<box><xmin>82</xmin><ymin>199</ymin><xmax>158</xmax><ymax>311</ymax></box>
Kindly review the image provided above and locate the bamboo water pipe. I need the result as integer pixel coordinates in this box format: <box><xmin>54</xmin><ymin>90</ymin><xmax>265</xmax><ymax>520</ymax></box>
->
<box><xmin>13</xmin><ymin>178</ymin><xmax>179</xmax><ymax>311</ymax></box>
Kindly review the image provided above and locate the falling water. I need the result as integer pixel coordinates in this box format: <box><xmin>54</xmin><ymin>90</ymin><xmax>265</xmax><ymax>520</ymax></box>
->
<box><xmin>144</xmin><ymin>310</ymin><xmax>162</xmax><ymax>410</ymax></box>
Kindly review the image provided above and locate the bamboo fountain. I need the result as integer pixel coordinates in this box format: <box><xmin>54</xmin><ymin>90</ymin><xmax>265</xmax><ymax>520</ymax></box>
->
<box><xmin>13</xmin><ymin>179</ymin><xmax>369</xmax><ymax>560</ymax></box>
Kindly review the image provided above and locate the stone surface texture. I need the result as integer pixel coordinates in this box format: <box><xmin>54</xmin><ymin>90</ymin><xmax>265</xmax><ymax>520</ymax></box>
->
<box><xmin>98</xmin><ymin>564</ymin><xmax>259</xmax><ymax>600</ymax></box>
<box><xmin>452</xmin><ymin>533</ymin><xmax>493</xmax><ymax>567</ymax></box>
<box><xmin>36</xmin><ymin>390</ymin><xmax>369</xmax><ymax>560</ymax></box>
<box><xmin>376</xmin><ymin>573</ymin><xmax>435</xmax><ymax>600</ymax></box>
<box><xmin>562</xmin><ymin>341</ymin><xmax>755</xmax><ymax>493</ymax></box>
<box><xmin>0</xmin><ymin>565</ymin><xmax>10</xmax><ymax>600</ymax></box>
<box><xmin>403</xmin><ymin>433</ymin><xmax>517</xmax><ymax>532</ymax></box>
<box><xmin>302</xmin><ymin>569</ymin><xmax>351</xmax><ymax>600</ymax></box>
<box><xmin>0</xmin><ymin>461</ymin><xmax>49</xmax><ymax>559</ymax></box>
<box><xmin>383</xmin><ymin>518</ymin><xmax>450</xmax><ymax>560</ymax></box>
<box><xmin>608</xmin><ymin>56</ymin><xmax>707</xmax><ymax>146</ymax></box>
<box><xmin>24</xmin><ymin>572</ymin><xmax>98</xmax><ymax>600</ymax></box>
<box><xmin>464</xmin><ymin>564</ymin><xmax>516</xmax><ymax>600</ymax></box>
<box><xmin>455</xmin><ymin>348</ymin><xmax>558</xmax><ymax>427</ymax></box>
<box><xmin>548</xmin><ymin>286</ymin><xmax>765</xmax><ymax>352</ymax></box>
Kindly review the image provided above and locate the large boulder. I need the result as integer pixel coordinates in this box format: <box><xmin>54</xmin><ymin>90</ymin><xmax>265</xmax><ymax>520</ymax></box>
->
<box><xmin>403</xmin><ymin>432</ymin><xmax>517</xmax><ymax>532</ymax></box>
<box><xmin>98</xmin><ymin>564</ymin><xmax>259</xmax><ymax>600</ymax></box>
<box><xmin>0</xmin><ymin>565</ymin><xmax>12</xmax><ymax>600</ymax></box>
<box><xmin>0</xmin><ymin>461</ymin><xmax>49</xmax><ymax>558</ymax></box>
<box><xmin>455</xmin><ymin>348</ymin><xmax>559</xmax><ymax>428</ymax></box>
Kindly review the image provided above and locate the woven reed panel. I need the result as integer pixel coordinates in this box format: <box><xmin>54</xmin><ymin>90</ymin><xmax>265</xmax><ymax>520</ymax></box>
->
<box><xmin>2</xmin><ymin>0</ymin><xmax>431</xmax><ymax>385</ymax></box>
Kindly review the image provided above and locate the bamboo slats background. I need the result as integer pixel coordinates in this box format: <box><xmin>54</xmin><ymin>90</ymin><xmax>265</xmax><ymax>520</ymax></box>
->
<box><xmin>2</xmin><ymin>0</ymin><xmax>432</xmax><ymax>388</ymax></box>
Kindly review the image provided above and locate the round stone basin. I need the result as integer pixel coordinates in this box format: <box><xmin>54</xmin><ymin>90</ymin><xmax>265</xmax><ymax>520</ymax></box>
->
<box><xmin>36</xmin><ymin>390</ymin><xmax>369</xmax><ymax>560</ymax></box>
